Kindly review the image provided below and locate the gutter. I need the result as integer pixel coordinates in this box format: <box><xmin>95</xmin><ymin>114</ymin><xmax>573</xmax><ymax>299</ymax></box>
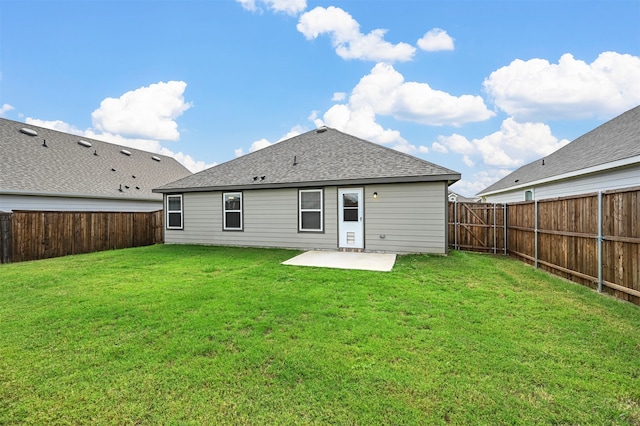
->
<box><xmin>477</xmin><ymin>155</ymin><xmax>640</xmax><ymax>197</ymax></box>
<box><xmin>0</xmin><ymin>189</ymin><xmax>162</xmax><ymax>203</ymax></box>
<box><xmin>153</xmin><ymin>173</ymin><xmax>462</xmax><ymax>194</ymax></box>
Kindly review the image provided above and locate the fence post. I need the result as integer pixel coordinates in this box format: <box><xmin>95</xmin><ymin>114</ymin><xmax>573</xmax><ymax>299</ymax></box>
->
<box><xmin>503</xmin><ymin>203</ymin><xmax>507</xmax><ymax>255</ymax></box>
<box><xmin>534</xmin><ymin>199</ymin><xmax>539</xmax><ymax>269</ymax></box>
<box><xmin>493</xmin><ymin>203</ymin><xmax>497</xmax><ymax>254</ymax></box>
<box><xmin>454</xmin><ymin>201</ymin><xmax>458</xmax><ymax>250</ymax></box>
<box><xmin>597</xmin><ymin>191</ymin><xmax>603</xmax><ymax>293</ymax></box>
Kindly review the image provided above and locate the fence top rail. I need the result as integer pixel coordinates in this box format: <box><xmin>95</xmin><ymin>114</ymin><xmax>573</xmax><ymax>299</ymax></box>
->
<box><xmin>602</xmin><ymin>185</ymin><xmax>640</xmax><ymax>195</ymax></box>
<box><xmin>11</xmin><ymin>210</ymin><xmax>163</xmax><ymax>214</ymax></box>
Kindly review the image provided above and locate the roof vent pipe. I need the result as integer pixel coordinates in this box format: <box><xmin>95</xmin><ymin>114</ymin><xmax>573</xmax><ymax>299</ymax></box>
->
<box><xmin>293</xmin><ymin>155</ymin><xmax>298</xmax><ymax>166</ymax></box>
<box><xmin>42</xmin><ymin>139</ymin><xmax>48</xmax><ymax>147</ymax></box>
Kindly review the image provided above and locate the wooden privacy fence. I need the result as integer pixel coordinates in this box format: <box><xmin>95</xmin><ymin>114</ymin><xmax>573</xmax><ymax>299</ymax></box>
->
<box><xmin>449</xmin><ymin>186</ymin><xmax>640</xmax><ymax>307</ymax></box>
<box><xmin>0</xmin><ymin>210</ymin><xmax>163</xmax><ymax>264</ymax></box>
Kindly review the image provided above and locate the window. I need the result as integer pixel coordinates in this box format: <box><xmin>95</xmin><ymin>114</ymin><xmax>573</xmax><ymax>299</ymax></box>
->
<box><xmin>299</xmin><ymin>189</ymin><xmax>323</xmax><ymax>232</ymax></box>
<box><xmin>525</xmin><ymin>189</ymin><xmax>534</xmax><ymax>201</ymax></box>
<box><xmin>223</xmin><ymin>192</ymin><xmax>243</xmax><ymax>230</ymax></box>
<box><xmin>166</xmin><ymin>194</ymin><xmax>183</xmax><ymax>230</ymax></box>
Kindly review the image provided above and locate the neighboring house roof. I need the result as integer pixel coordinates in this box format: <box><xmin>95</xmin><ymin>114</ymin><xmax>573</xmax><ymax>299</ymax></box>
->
<box><xmin>154</xmin><ymin>127</ymin><xmax>460</xmax><ymax>193</ymax></box>
<box><xmin>1</xmin><ymin>118</ymin><xmax>192</xmax><ymax>201</ymax></box>
<box><xmin>477</xmin><ymin>105</ymin><xmax>640</xmax><ymax>196</ymax></box>
<box><xmin>448</xmin><ymin>191</ymin><xmax>480</xmax><ymax>203</ymax></box>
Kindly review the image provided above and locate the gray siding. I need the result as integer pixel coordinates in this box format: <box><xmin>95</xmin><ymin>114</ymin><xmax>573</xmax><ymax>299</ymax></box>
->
<box><xmin>364</xmin><ymin>182</ymin><xmax>447</xmax><ymax>254</ymax></box>
<box><xmin>0</xmin><ymin>194</ymin><xmax>162</xmax><ymax>212</ymax></box>
<box><xmin>165</xmin><ymin>182</ymin><xmax>448</xmax><ymax>254</ymax></box>
<box><xmin>483</xmin><ymin>164</ymin><xmax>640</xmax><ymax>203</ymax></box>
<box><xmin>165</xmin><ymin>187</ymin><xmax>338</xmax><ymax>250</ymax></box>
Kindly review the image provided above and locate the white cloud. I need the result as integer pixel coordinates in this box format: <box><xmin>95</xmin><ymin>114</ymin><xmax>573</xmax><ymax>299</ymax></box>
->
<box><xmin>236</xmin><ymin>0</ymin><xmax>306</xmax><ymax>15</ymax></box>
<box><xmin>234</xmin><ymin>125</ymin><xmax>306</xmax><ymax>157</ymax></box>
<box><xmin>91</xmin><ymin>81</ymin><xmax>192</xmax><ymax>141</ymax></box>
<box><xmin>431</xmin><ymin>142</ymin><xmax>448</xmax><ymax>153</ymax></box>
<box><xmin>417</xmin><ymin>28</ymin><xmax>454</xmax><ymax>52</ymax></box>
<box><xmin>484</xmin><ymin>52</ymin><xmax>640</xmax><ymax>120</ymax></box>
<box><xmin>436</xmin><ymin>118</ymin><xmax>569</xmax><ymax>168</ymax></box>
<box><xmin>297</xmin><ymin>6</ymin><xmax>415</xmax><ymax>62</ymax></box>
<box><xmin>354</xmin><ymin>63</ymin><xmax>494</xmax><ymax>126</ymax></box>
<box><xmin>25</xmin><ymin>118</ymin><xmax>83</xmax><ymax>135</ymax></box>
<box><xmin>0</xmin><ymin>103</ymin><xmax>15</xmax><ymax>116</ymax></box>
<box><xmin>450</xmin><ymin>169</ymin><xmax>513</xmax><ymax>197</ymax></box>
<box><xmin>25</xmin><ymin>95</ymin><xmax>212</xmax><ymax>174</ymax></box>
<box><xmin>332</xmin><ymin>92</ymin><xmax>347</xmax><ymax>101</ymax></box>
<box><xmin>317</xmin><ymin>63</ymin><xmax>493</xmax><ymax>148</ymax></box>
<box><xmin>250</xmin><ymin>138</ymin><xmax>272</xmax><ymax>152</ymax></box>
<box><xmin>419</xmin><ymin>145</ymin><xmax>429</xmax><ymax>154</ymax></box>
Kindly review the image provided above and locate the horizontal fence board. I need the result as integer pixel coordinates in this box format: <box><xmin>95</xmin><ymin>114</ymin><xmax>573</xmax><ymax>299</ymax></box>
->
<box><xmin>450</xmin><ymin>187</ymin><xmax>639</xmax><ymax>307</ymax></box>
<box><xmin>1</xmin><ymin>210</ymin><xmax>163</xmax><ymax>264</ymax></box>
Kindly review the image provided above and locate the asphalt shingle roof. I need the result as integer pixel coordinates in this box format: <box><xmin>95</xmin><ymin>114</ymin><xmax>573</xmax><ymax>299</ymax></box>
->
<box><xmin>1</xmin><ymin>118</ymin><xmax>192</xmax><ymax>201</ymax></box>
<box><xmin>477</xmin><ymin>105</ymin><xmax>640</xmax><ymax>196</ymax></box>
<box><xmin>154</xmin><ymin>127</ymin><xmax>460</xmax><ymax>193</ymax></box>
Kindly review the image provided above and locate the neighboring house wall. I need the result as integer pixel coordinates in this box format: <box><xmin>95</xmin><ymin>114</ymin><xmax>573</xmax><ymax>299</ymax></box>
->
<box><xmin>482</xmin><ymin>164</ymin><xmax>640</xmax><ymax>203</ymax></box>
<box><xmin>0</xmin><ymin>194</ymin><xmax>162</xmax><ymax>212</ymax></box>
<box><xmin>165</xmin><ymin>182</ymin><xmax>448</xmax><ymax>254</ymax></box>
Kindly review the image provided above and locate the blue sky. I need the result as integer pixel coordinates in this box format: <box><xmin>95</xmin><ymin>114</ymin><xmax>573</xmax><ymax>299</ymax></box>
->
<box><xmin>1</xmin><ymin>0</ymin><xmax>639</xmax><ymax>196</ymax></box>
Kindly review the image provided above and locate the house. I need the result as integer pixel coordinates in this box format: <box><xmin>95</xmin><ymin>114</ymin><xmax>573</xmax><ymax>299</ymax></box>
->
<box><xmin>448</xmin><ymin>191</ymin><xmax>480</xmax><ymax>203</ymax></box>
<box><xmin>154</xmin><ymin>127</ymin><xmax>461</xmax><ymax>254</ymax></box>
<box><xmin>477</xmin><ymin>105</ymin><xmax>640</xmax><ymax>203</ymax></box>
<box><xmin>0</xmin><ymin>118</ymin><xmax>192</xmax><ymax>212</ymax></box>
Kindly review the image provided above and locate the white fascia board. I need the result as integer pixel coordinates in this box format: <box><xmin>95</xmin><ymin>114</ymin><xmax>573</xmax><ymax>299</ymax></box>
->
<box><xmin>479</xmin><ymin>155</ymin><xmax>640</xmax><ymax>197</ymax></box>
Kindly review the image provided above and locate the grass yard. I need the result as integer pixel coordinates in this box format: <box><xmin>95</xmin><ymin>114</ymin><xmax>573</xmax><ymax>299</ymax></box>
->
<box><xmin>1</xmin><ymin>245</ymin><xmax>639</xmax><ymax>425</ymax></box>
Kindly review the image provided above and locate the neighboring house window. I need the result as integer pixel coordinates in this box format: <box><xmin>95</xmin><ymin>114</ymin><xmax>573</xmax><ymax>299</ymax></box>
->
<box><xmin>299</xmin><ymin>189</ymin><xmax>323</xmax><ymax>232</ymax></box>
<box><xmin>166</xmin><ymin>194</ymin><xmax>183</xmax><ymax>230</ymax></box>
<box><xmin>223</xmin><ymin>192</ymin><xmax>243</xmax><ymax>230</ymax></box>
<box><xmin>525</xmin><ymin>190</ymin><xmax>534</xmax><ymax>201</ymax></box>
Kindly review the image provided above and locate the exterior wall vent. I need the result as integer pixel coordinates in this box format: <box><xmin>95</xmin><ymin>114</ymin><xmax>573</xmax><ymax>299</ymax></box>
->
<box><xmin>120</xmin><ymin>149</ymin><xmax>132</xmax><ymax>156</ymax></box>
<box><xmin>78</xmin><ymin>140</ymin><xmax>92</xmax><ymax>147</ymax></box>
<box><xmin>152</xmin><ymin>155</ymin><xmax>161</xmax><ymax>162</ymax></box>
<box><xmin>20</xmin><ymin>128</ymin><xmax>38</xmax><ymax>136</ymax></box>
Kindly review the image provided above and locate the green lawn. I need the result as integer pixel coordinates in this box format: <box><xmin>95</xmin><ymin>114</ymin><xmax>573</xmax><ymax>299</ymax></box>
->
<box><xmin>1</xmin><ymin>245</ymin><xmax>639</xmax><ymax>425</ymax></box>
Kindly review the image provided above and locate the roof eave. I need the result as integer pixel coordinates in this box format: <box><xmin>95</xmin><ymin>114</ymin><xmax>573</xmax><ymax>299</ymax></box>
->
<box><xmin>0</xmin><ymin>189</ymin><xmax>162</xmax><ymax>202</ymax></box>
<box><xmin>477</xmin><ymin>155</ymin><xmax>640</xmax><ymax>197</ymax></box>
<box><xmin>153</xmin><ymin>173</ymin><xmax>461</xmax><ymax>194</ymax></box>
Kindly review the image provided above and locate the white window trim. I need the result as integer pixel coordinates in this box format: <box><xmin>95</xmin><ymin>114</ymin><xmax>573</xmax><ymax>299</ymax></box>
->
<box><xmin>299</xmin><ymin>189</ymin><xmax>323</xmax><ymax>232</ymax></box>
<box><xmin>166</xmin><ymin>194</ymin><xmax>183</xmax><ymax>230</ymax></box>
<box><xmin>223</xmin><ymin>192</ymin><xmax>243</xmax><ymax>231</ymax></box>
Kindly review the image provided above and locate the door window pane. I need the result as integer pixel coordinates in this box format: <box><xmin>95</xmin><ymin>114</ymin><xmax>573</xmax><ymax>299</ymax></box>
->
<box><xmin>343</xmin><ymin>209</ymin><xmax>358</xmax><ymax>222</ymax></box>
<box><xmin>343</xmin><ymin>193</ymin><xmax>358</xmax><ymax>207</ymax></box>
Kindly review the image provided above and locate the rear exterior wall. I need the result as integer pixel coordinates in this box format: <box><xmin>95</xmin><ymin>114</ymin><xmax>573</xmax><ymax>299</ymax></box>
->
<box><xmin>164</xmin><ymin>181</ymin><xmax>447</xmax><ymax>254</ymax></box>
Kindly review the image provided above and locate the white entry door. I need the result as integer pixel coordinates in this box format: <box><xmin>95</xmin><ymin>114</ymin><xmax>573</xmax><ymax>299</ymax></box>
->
<box><xmin>338</xmin><ymin>188</ymin><xmax>364</xmax><ymax>249</ymax></box>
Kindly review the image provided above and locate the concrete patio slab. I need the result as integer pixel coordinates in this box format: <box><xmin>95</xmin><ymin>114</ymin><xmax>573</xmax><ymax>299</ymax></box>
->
<box><xmin>282</xmin><ymin>250</ymin><xmax>396</xmax><ymax>272</ymax></box>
